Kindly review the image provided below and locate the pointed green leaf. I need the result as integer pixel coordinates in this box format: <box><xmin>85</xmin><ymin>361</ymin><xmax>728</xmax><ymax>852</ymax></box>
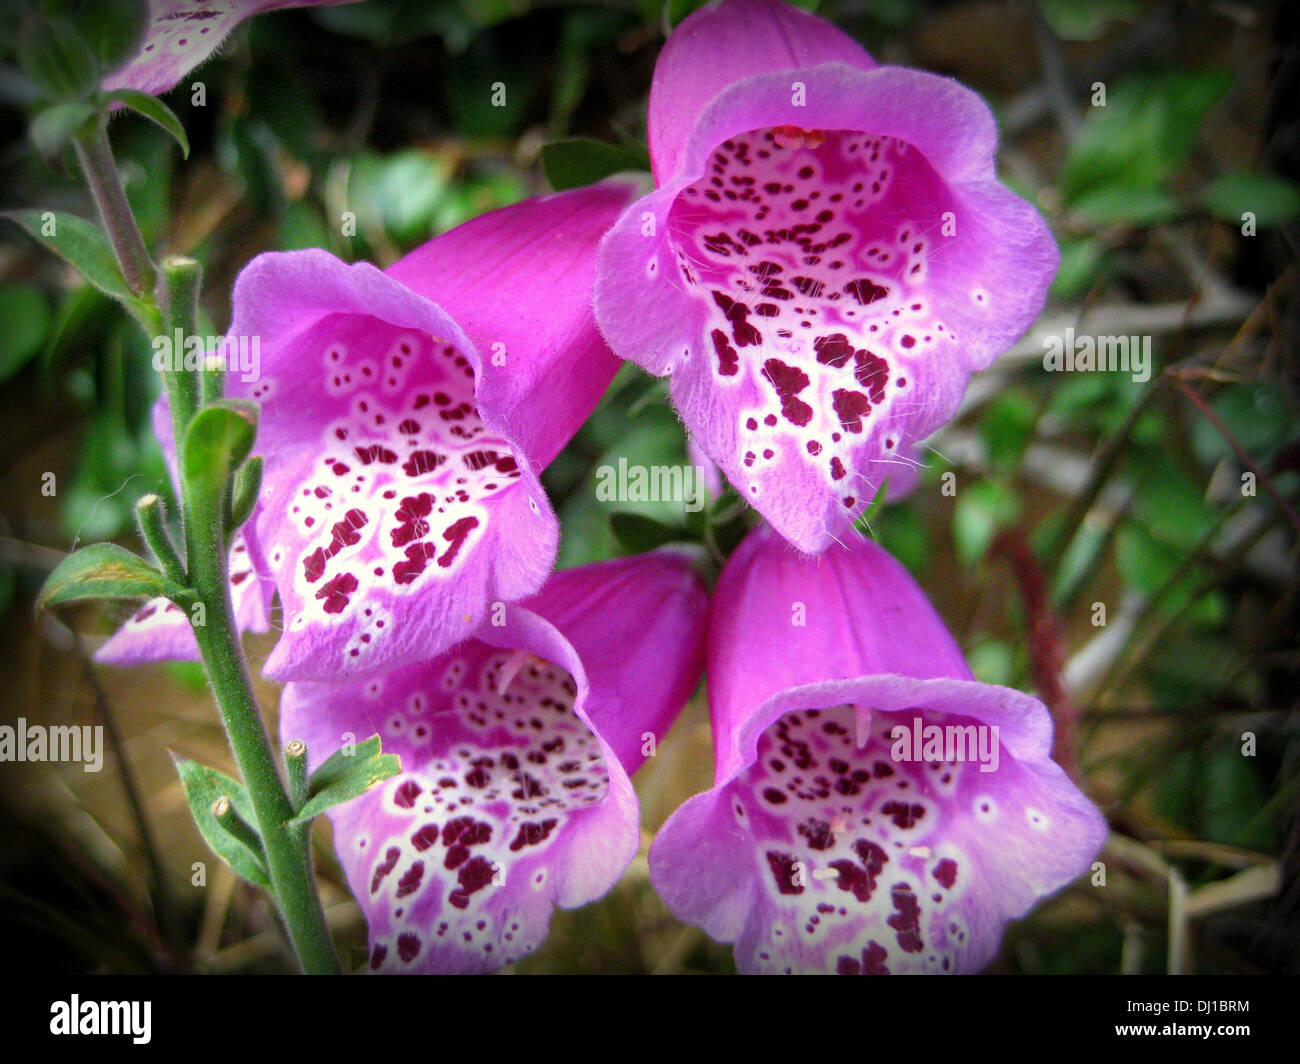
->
<box><xmin>29</xmin><ymin>101</ymin><xmax>97</xmax><ymax>160</ymax></box>
<box><xmin>73</xmin><ymin>0</ymin><xmax>150</xmax><ymax>78</ymax></box>
<box><xmin>172</xmin><ymin>755</ymin><xmax>270</xmax><ymax>889</ymax></box>
<box><xmin>853</xmin><ymin>477</ymin><xmax>892</xmax><ymax>535</ymax></box>
<box><xmin>104</xmin><ymin>89</ymin><xmax>190</xmax><ymax>159</ymax></box>
<box><xmin>228</xmin><ymin>454</ymin><xmax>263</xmax><ymax>534</ymax></box>
<box><xmin>609</xmin><ymin>510</ymin><xmax>690</xmax><ymax>554</ymax></box>
<box><xmin>19</xmin><ymin>15</ymin><xmax>98</xmax><ymax>103</ymax></box>
<box><xmin>36</xmin><ymin>542</ymin><xmax>171</xmax><ymax>612</ymax></box>
<box><xmin>0</xmin><ymin>209</ymin><xmax>155</xmax><ymax>329</ymax></box>
<box><xmin>541</xmin><ymin>137</ymin><xmax>649</xmax><ymax>191</ymax></box>
<box><xmin>1203</xmin><ymin>172</ymin><xmax>1300</xmax><ymax>229</ymax></box>
<box><xmin>289</xmin><ymin>734</ymin><xmax>400</xmax><ymax>827</ymax></box>
<box><xmin>183</xmin><ymin>401</ymin><xmax>259</xmax><ymax>493</ymax></box>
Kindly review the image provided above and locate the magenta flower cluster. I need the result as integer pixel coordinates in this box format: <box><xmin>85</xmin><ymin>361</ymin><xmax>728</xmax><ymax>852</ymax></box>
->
<box><xmin>102</xmin><ymin>0</ymin><xmax>1104</xmax><ymax>973</ymax></box>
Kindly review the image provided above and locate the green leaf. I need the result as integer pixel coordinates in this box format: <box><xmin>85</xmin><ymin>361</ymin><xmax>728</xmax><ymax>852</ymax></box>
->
<box><xmin>36</xmin><ymin>542</ymin><xmax>170</xmax><ymax>612</ymax></box>
<box><xmin>952</xmin><ymin>479</ymin><xmax>1020</xmax><ymax>568</ymax></box>
<box><xmin>1050</xmin><ymin>237</ymin><xmax>1105</xmax><ymax>300</ymax></box>
<box><xmin>29</xmin><ymin>100</ymin><xmax>97</xmax><ymax>160</ymax></box>
<box><xmin>0</xmin><ymin>282</ymin><xmax>53</xmax><ymax>383</ymax></box>
<box><xmin>73</xmin><ymin>0</ymin><xmax>150</xmax><ymax>77</ymax></box>
<box><xmin>1061</xmin><ymin>71</ymin><xmax>1231</xmax><ymax>203</ymax></box>
<box><xmin>290</xmin><ymin>734</ymin><xmax>400</xmax><ymax>827</ymax></box>
<box><xmin>19</xmin><ymin>15</ymin><xmax>99</xmax><ymax>103</ymax></box>
<box><xmin>228</xmin><ymin>455</ymin><xmax>263</xmax><ymax>533</ymax></box>
<box><xmin>0</xmin><ymin>209</ymin><xmax>155</xmax><ymax>328</ymax></box>
<box><xmin>609</xmin><ymin>510</ymin><xmax>690</xmax><ymax>554</ymax></box>
<box><xmin>979</xmin><ymin>390</ymin><xmax>1037</xmax><ymax>473</ymax></box>
<box><xmin>853</xmin><ymin>477</ymin><xmax>891</xmax><ymax>535</ymax></box>
<box><xmin>1203</xmin><ymin>171</ymin><xmax>1300</xmax><ymax>229</ymax></box>
<box><xmin>1038</xmin><ymin>0</ymin><xmax>1138</xmax><ymax>40</ymax></box>
<box><xmin>541</xmin><ymin>137</ymin><xmax>650</xmax><ymax>191</ymax></box>
<box><xmin>183</xmin><ymin>401</ymin><xmax>259</xmax><ymax>494</ymax></box>
<box><xmin>171</xmin><ymin>755</ymin><xmax>270</xmax><ymax>889</ymax></box>
<box><xmin>1069</xmin><ymin>185</ymin><xmax>1180</xmax><ymax>228</ymax></box>
<box><xmin>104</xmin><ymin>89</ymin><xmax>190</xmax><ymax>159</ymax></box>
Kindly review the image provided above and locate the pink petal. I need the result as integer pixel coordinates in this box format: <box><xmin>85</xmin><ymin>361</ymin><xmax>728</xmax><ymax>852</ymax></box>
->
<box><xmin>597</xmin><ymin>53</ymin><xmax>1057</xmax><ymax>553</ymax></box>
<box><xmin>103</xmin><ymin>1</ymin><xmax>356</xmax><ymax>97</ymax></box>
<box><xmin>221</xmin><ymin>249</ymin><xmax>552</xmax><ymax>681</ymax></box>
<box><xmin>227</xmin><ymin>186</ymin><xmax>632</xmax><ymax>681</ymax></box>
<box><xmin>649</xmin><ymin>526</ymin><xmax>1106</xmax><ymax>974</ymax></box>
<box><xmin>387</xmin><ymin>181</ymin><xmax>637</xmax><ymax>471</ymax></box>
<box><xmin>648</xmin><ymin>0</ymin><xmax>876</xmax><ymax>185</ymax></box>
<box><xmin>280</xmin><ymin>553</ymin><xmax>707</xmax><ymax>973</ymax></box>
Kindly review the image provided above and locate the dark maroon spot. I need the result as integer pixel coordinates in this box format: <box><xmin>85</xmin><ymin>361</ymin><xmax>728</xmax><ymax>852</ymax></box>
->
<box><xmin>393</xmin><ymin>542</ymin><xmax>438</xmax><ymax>584</ymax></box>
<box><xmin>403</xmin><ymin>450</ymin><xmax>446</xmax><ymax>477</ymax></box>
<box><xmin>762</xmin><ymin>359</ymin><xmax>813</xmax><ymax>426</ymax></box>
<box><xmin>463</xmin><ymin>450</ymin><xmax>502</xmax><ymax>471</ymax></box>
<box><xmin>762</xmin><ymin>787</ymin><xmax>788</xmax><ymax>805</ymax></box>
<box><xmin>438</xmin><ymin>516</ymin><xmax>479</xmax><ymax>568</ymax></box>
<box><xmin>933</xmin><ymin>858</ymin><xmax>958</xmax><ymax>889</ymax></box>
<box><xmin>355</xmin><ymin>444</ymin><xmax>398</xmax><ymax>465</ymax></box>
<box><xmin>397</xmin><ymin>932</ymin><xmax>421</xmax><ymax>962</ymax></box>
<box><xmin>370</xmin><ymin>846</ymin><xmax>400</xmax><ymax>894</ymax></box>
<box><xmin>888</xmin><ymin>884</ymin><xmax>924</xmax><ymax>953</ymax></box>
<box><xmin>766</xmin><ymin>851</ymin><xmax>804</xmax><ymax>895</ymax></box>
<box><xmin>830</xmin><ymin>457</ymin><xmax>847</xmax><ymax>481</ymax></box>
<box><xmin>836</xmin><ymin>941</ymin><xmax>890</xmax><ymax>975</ymax></box>
<box><xmin>509</xmin><ymin>818</ymin><xmax>559</xmax><ymax>852</ymax></box>
<box><xmin>442</xmin><ymin>817</ymin><xmax>492</xmax><ymax>848</ymax></box>
<box><xmin>394</xmin><ymin>780</ymin><xmax>422</xmax><ymax>808</ymax></box>
<box><xmin>369</xmin><ymin>944</ymin><xmax>387</xmax><ymax>970</ymax></box>
<box><xmin>711</xmin><ymin>329</ymin><xmax>739</xmax><ymax>377</ymax></box>
<box><xmin>813</xmin><ymin>333</ymin><xmax>854</xmax><ymax>368</ymax></box>
<box><xmin>392</xmin><ymin>493</ymin><xmax>434</xmax><ymax>547</ymax></box>
<box><xmin>832</xmin><ymin>389</ymin><xmax>871</xmax><ymax>434</ymax></box>
<box><xmin>881</xmin><ymin>800</ymin><xmax>926</xmax><ymax>829</ymax></box>
<box><xmin>411</xmin><ymin>824</ymin><xmax>440</xmax><ymax>851</ymax></box>
<box><xmin>853</xmin><ymin>350</ymin><xmax>889</xmax><ymax>403</ymax></box>
<box><xmin>846</xmin><ymin>278</ymin><xmax>889</xmax><ymax>305</ymax></box>
<box><xmin>798</xmin><ymin>819</ymin><xmax>835</xmax><ymax>851</ymax></box>
<box><xmin>448</xmin><ymin>856</ymin><xmax>496</xmax><ymax>909</ymax></box>
<box><xmin>316</xmin><ymin>572</ymin><xmax>358</xmax><ymax>614</ymax></box>
<box><xmin>712</xmin><ymin>291</ymin><xmax>762</xmax><ymax>347</ymax></box>
<box><xmin>395</xmin><ymin>861</ymin><xmax>425</xmax><ymax>898</ymax></box>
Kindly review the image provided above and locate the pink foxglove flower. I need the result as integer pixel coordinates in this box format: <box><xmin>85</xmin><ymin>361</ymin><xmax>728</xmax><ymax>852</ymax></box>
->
<box><xmin>103</xmin><ymin>1</ymin><xmax>357</xmax><ymax>97</ymax></box>
<box><xmin>594</xmin><ymin>0</ymin><xmax>1057</xmax><ymax>553</ymax></box>
<box><xmin>650</xmin><ymin>525</ymin><xmax>1105</xmax><ymax>974</ymax></box>
<box><xmin>222</xmin><ymin>182</ymin><xmax>635</xmax><ymax>680</ymax></box>
<box><xmin>281</xmin><ymin>551</ymin><xmax>708</xmax><ymax>973</ymax></box>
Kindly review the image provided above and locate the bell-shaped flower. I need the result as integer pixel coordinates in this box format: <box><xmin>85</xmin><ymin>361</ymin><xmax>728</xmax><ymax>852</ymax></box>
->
<box><xmin>281</xmin><ymin>551</ymin><xmax>708</xmax><ymax>973</ymax></box>
<box><xmin>593</xmin><ymin>0</ymin><xmax>1057</xmax><ymax>553</ymax></box>
<box><xmin>219</xmin><ymin>181</ymin><xmax>635</xmax><ymax>680</ymax></box>
<box><xmin>650</xmin><ymin>524</ymin><xmax>1106</xmax><ymax>974</ymax></box>
<box><xmin>103</xmin><ymin>1</ymin><xmax>356</xmax><ymax>97</ymax></box>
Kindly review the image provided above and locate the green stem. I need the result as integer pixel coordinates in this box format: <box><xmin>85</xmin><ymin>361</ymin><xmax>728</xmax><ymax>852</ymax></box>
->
<box><xmin>160</xmin><ymin>256</ymin><xmax>201</xmax><ymax>446</ymax></box>
<box><xmin>186</xmin><ymin>535</ymin><xmax>339</xmax><ymax>974</ymax></box>
<box><xmin>286</xmin><ymin>740</ymin><xmax>310</xmax><ymax>812</ymax></box>
<box><xmin>164</xmin><ymin>262</ymin><xmax>337</xmax><ymax>975</ymax></box>
<box><xmin>71</xmin><ymin>116</ymin><xmax>155</xmax><ymax>297</ymax></box>
<box><xmin>136</xmin><ymin>493</ymin><xmax>186</xmax><ymax>586</ymax></box>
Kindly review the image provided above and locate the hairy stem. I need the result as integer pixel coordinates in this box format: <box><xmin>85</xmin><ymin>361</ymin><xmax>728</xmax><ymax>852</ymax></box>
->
<box><xmin>163</xmin><ymin>260</ymin><xmax>338</xmax><ymax>974</ymax></box>
<box><xmin>72</xmin><ymin>117</ymin><xmax>155</xmax><ymax>297</ymax></box>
